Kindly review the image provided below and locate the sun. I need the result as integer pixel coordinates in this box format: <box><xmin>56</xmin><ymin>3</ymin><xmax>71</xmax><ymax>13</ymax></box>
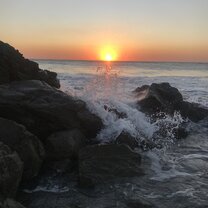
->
<box><xmin>105</xmin><ymin>54</ymin><xmax>113</xmax><ymax>61</ymax></box>
<box><xmin>100</xmin><ymin>46</ymin><xmax>118</xmax><ymax>61</ymax></box>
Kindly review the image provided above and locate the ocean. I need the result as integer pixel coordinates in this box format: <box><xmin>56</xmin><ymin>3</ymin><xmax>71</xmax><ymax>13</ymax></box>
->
<box><xmin>34</xmin><ymin>60</ymin><xmax>208</xmax><ymax>207</ymax></box>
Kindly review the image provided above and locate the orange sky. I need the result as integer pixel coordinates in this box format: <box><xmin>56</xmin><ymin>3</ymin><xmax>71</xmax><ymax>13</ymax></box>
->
<box><xmin>1</xmin><ymin>0</ymin><xmax>208</xmax><ymax>62</ymax></box>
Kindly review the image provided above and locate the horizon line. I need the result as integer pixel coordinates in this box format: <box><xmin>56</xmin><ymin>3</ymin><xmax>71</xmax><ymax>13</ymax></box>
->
<box><xmin>31</xmin><ymin>58</ymin><xmax>208</xmax><ymax>64</ymax></box>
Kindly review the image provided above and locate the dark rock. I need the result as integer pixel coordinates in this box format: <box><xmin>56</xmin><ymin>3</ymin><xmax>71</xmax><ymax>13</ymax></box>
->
<box><xmin>172</xmin><ymin>127</ymin><xmax>188</xmax><ymax>139</ymax></box>
<box><xmin>176</xmin><ymin>101</ymin><xmax>208</xmax><ymax>122</ymax></box>
<box><xmin>104</xmin><ymin>105</ymin><xmax>127</xmax><ymax>119</ymax></box>
<box><xmin>0</xmin><ymin>80</ymin><xmax>103</xmax><ymax>140</ymax></box>
<box><xmin>115</xmin><ymin>131</ymin><xmax>138</xmax><ymax>149</ymax></box>
<box><xmin>0</xmin><ymin>142</ymin><xmax>23</xmax><ymax>198</ymax></box>
<box><xmin>46</xmin><ymin>129</ymin><xmax>86</xmax><ymax>160</ymax></box>
<box><xmin>0</xmin><ymin>198</ymin><xmax>26</xmax><ymax>208</ymax></box>
<box><xmin>134</xmin><ymin>82</ymin><xmax>208</xmax><ymax>122</ymax></box>
<box><xmin>134</xmin><ymin>83</ymin><xmax>183</xmax><ymax>114</ymax></box>
<box><xmin>0</xmin><ymin>40</ymin><xmax>60</xmax><ymax>88</ymax></box>
<box><xmin>79</xmin><ymin>144</ymin><xmax>143</xmax><ymax>187</ymax></box>
<box><xmin>0</xmin><ymin>118</ymin><xmax>45</xmax><ymax>180</ymax></box>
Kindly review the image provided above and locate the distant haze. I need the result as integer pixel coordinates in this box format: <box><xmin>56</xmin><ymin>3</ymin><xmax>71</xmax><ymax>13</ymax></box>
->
<box><xmin>0</xmin><ymin>0</ymin><xmax>208</xmax><ymax>62</ymax></box>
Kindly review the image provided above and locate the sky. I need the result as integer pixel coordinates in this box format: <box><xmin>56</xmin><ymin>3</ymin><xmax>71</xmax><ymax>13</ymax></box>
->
<box><xmin>0</xmin><ymin>0</ymin><xmax>208</xmax><ymax>62</ymax></box>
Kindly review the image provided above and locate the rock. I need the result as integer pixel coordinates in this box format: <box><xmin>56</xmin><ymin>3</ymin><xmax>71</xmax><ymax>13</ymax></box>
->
<box><xmin>0</xmin><ymin>198</ymin><xmax>26</xmax><ymax>208</ymax></box>
<box><xmin>134</xmin><ymin>83</ymin><xmax>183</xmax><ymax>114</ymax></box>
<box><xmin>176</xmin><ymin>101</ymin><xmax>208</xmax><ymax>122</ymax></box>
<box><xmin>134</xmin><ymin>82</ymin><xmax>208</xmax><ymax>122</ymax></box>
<box><xmin>115</xmin><ymin>131</ymin><xmax>138</xmax><ymax>149</ymax></box>
<box><xmin>0</xmin><ymin>40</ymin><xmax>60</xmax><ymax>88</ymax></box>
<box><xmin>0</xmin><ymin>80</ymin><xmax>103</xmax><ymax>140</ymax></box>
<box><xmin>46</xmin><ymin>129</ymin><xmax>86</xmax><ymax>160</ymax></box>
<box><xmin>0</xmin><ymin>142</ymin><xmax>23</xmax><ymax>198</ymax></box>
<box><xmin>0</xmin><ymin>118</ymin><xmax>45</xmax><ymax>180</ymax></box>
<box><xmin>79</xmin><ymin>144</ymin><xmax>143</xmax><ymax>187</ymax></box>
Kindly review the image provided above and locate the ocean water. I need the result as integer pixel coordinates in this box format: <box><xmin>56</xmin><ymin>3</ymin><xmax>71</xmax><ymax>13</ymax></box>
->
<box><xmin>29</xmin><ymin>60</ymin><xmax>208</xmax><ymax>208</ymax></box>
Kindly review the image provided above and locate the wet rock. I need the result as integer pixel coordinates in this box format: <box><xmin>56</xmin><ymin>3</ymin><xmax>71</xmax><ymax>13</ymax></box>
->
<box><xmin>115</xmin><ymin>131</ymin><xmax>138</xmax><ymax>149</ymax></box>
<box><xmin>172</xmin><ymin>127</ymin><xmax>188</xmax><ymax>139</ymax></box>
<box><xmin>176</xmin><ymin>101</ymin><xmax>208</xmax><ymax>122</ymax></box>
<box><xmin>0</xmin><ymin>80</ymin><xmax>103</xmax><ymax>140</ymax></box>
<box><xmin>134</xmin><ymin>82</ymin><xmax>183</xmax><ymax>114</ymax></box>
<box><xmin>0</xmin><ymin>142</ymin><xmax>23</xmax><ymax>198</ymax></box>
<box><xmin>134</xmin><ymin>82</ymin><xmax>208</xmax><ymax>122</ymax></box>
<box><xmin>79</xmin><ymin>144</ymin><xmax>143</xmax><ymax>187</ymax></box>
<box><xmin>0</xmin><ymin>118</ymin><xmax>45</xmax><ymax>180</ymax></box>
<box><xmin>46</xmin><ymin>129</ymin><xmax>86</xmax><ymax>160</ymax></box>
<box><xmin>104</xmin><ymin>105</ymin><xmax>127</xmax><ymax>119</ymax></box>
<box><xmin>0</xmin><ymin>198</ymin><xmax>26</xmax><ymax>208</ymax></box>
<box><xmin>0</xmin><ymin>40</ymin><xmax>60</xmax><ymax>88</ymax></box>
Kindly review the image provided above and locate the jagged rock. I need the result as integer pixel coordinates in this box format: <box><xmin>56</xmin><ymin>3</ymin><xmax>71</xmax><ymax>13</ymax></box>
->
<box><xmin>46</xmin><ymin>129</ymin><xmax>86</xmax><ymax>160</ymax></box>
<box><xmin>0</xmin><ymin>198</ymin><xmax>26</xmax><ymax>208</ymax></box>
<box><xmin>134</xmin><ymin>82</ymin><xmax>183</xmax><ymax>114</ymax></box>
<box><xmin>0</xmin><ymin>40</ymin><xmax>60</xmax><ymax>88</ymax></box>
<box><xmin>0</xmin><ymin>80</ymin><xmax>103</xmax><ymax>140</ymax></box>
<box><xmin>134</xmin><ymin>82</ymin><xmax>208</xmax><ymax>122</ymax></box>
<box><xmin>79</xmin><ymin>144</ymin><xmax>143</xmax><ymax>187</ymax></box>
<box><xmin>115</xmin><ymin>131</ymin><xmax>138</xmax><ymax>149</ymax></box>
<box><xmin>0</xmin><ymin>142</ymin><xmax>23</xmax><ymax>198</ymax></box>
<box><xmin>0</xmin><ymin>118</ymin><xmax>45</xmax><ymax>180</ymax></box>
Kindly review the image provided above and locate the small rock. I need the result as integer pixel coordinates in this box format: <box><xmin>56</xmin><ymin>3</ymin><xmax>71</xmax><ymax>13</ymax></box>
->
<box><xmin>115</xmin><ymin>131</ymin><xmax>138</xmax><ymax>149</ymax></box>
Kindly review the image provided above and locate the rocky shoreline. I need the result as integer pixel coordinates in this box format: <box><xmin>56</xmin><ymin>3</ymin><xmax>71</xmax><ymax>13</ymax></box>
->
<box><xmin>0</xmin><ymin>41</ymin><xmax>208</xmax><ymax>208</ymax></box>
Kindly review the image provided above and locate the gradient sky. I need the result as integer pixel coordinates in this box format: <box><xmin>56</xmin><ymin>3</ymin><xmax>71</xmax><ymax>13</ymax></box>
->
<box><xmin>0</xmin><ymin>0</ymin><xmax>208</xmax><ymax>62</ymax></box>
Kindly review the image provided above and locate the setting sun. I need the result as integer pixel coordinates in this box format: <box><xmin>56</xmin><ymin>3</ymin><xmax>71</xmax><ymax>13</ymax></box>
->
<box><xmin>100</xmin><ymin>46</ymin><xmax>118</xmax><ymax>61</ymax></box>
<box><xmin>105</xmin><ymin>54</ymin><xmax>113</xmax><ymax>61</ymax></box>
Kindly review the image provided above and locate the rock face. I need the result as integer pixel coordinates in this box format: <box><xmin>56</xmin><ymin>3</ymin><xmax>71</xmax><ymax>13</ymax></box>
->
<box><xmin>134</xmin><ymin>82</ymin><xmax>208</xmax><ymax>122</ymax></box>
<box><xmin>46</xmin><ymin>129</ymin><xmax>86</xmax><ymax>160</ymax></box>
<box><xmin>0</xmin><ymin>80</ymin><xmax>103</xmax><ymax>140</ymax></box>
<box><xmin>0</xmin><ymin>118</ymin><xmax>45</xmax><ymax>180</ymax></box>
<box><xmin>0</xmin><ymin>142</ymin><xmax>23</xmax><ymax>198</ymax></box>
<box><xmin>0</xmin><ymin>41</ymin><xmax>60</xmax><ymax>88</ymax></box>
<box><xmin>79</xmin><ymin>144</ymin><xmax>143</xmax><ymax>186</ymax></box>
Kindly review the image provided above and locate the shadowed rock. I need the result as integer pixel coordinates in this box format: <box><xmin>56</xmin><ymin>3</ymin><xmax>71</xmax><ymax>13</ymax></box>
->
<box><xmin>0</xmin><ymin>40</ymin><xmax>60</xmax><ymax>88</ymax></box>
<box><xmin>46</xmin><ymin>129</ymin><xmax>86</xmax><ymax>160</ymax></box>
<box><xmin>79</xmin><ymin>144</ymin><xmax>143</xmax><ymax>187</ymax></box>
<box><xmin>0</xmin><ymin>118</ymin><xmax>45</xmax><ymax>180</ymax></box>
<box><xmin>0</xmin><ymin>80</ymin><xmax>103</xmax><ymax>140</ymax></box>
<box><xmin>0</xmin><ymin>142</ymin><xmax>23</xmax><ymax>198</ymax></box>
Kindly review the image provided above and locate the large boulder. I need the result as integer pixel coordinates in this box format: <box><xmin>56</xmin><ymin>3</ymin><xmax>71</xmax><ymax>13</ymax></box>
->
<box><xmin>46</xmin><ymin>129</ymin><xmax>86</xmax><ymax>160</ymax></box>
<box><xmin>134</xmin><ymin>82</ymin><xmax>208</xmax><ymax>122</ymax></box>
<box><xmin>0</xmin><ymin>118</ymin><xmax>45</xmax><ymax>180</ymax></box>
<box><xmin>79</xmin><ymin>144</ymin><xmax>143</xmax><ymax>186</ymax></box>
<box><xmin>0</xmin><ymin>40</ymin><xmax>60</xmax><ymax>88</ymax></box>
<box><xmin>0</xmin><ymin>142</ymin><xmax>23</xmax><ymax>198</ymax></box>
<box><xmin>0</xmin><ymin>80</ymin><xmax>103</xmax><ymax>140</ymax></box>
